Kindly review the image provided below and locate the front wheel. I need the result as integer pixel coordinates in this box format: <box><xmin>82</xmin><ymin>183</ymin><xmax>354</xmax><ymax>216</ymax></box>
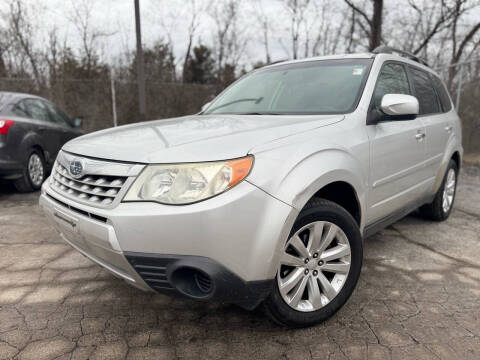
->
<box><xmin>419</xmin><ymin>159</ymin><xmax>458</xmax><ymax>221</ymax></box>
<box><xmin>264</xmin><ymin>198</ymin><xmax>363</xmax><ymax>328</ymax></box>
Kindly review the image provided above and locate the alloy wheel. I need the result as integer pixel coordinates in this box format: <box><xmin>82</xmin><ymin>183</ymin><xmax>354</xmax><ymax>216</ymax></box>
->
<box><xmin>28</xmin><ymin>153</ymin><xmax>44</xmax><ymax>187</ymax></box>
<box><xmin>442</xmin><ymin>168</ymin><xmax>456</xmax><ymax>213</ymax></box>
<box><xmin>277</xmin><ymin>221</ymin><xmax>351</xmax><ymax>312</ymax></box>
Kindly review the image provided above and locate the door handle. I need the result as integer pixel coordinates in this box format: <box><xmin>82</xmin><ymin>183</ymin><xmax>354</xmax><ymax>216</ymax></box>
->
<box><xmin>445</xmin><ymin>125</ymin><xmax>453</xmax><ymax>133</ymax></box>
<box><xmin>415</xmin><ymin>132</ymin><xmax>426</xmax><ymax>140</ymax></box>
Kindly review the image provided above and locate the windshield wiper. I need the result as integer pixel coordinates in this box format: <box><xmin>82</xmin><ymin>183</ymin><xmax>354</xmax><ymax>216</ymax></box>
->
<box><xmin>206</xmin><ymin>97</ymin><xmax>264</xmax><ymax>113</ymax></box>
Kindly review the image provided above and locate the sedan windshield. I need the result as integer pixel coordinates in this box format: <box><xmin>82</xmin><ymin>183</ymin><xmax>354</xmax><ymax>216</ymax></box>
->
<box><xmin>204</xmin><ymin>59</ymin><xmax>372</xmax><ymax>115</ymax></box>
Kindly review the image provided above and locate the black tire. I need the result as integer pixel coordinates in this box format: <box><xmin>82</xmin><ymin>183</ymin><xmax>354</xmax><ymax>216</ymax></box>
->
<box><xmin>14</xmin><ymin>150</ymin><xmax>45</xmax><ymax>192</ymax></box>
<box><xmin>264</xmin><ymin>198</ymin><xmax>363</xmax><ymax>328</ymax></box>
<box><xmin>419</xmin><ymin>159</ymin><xmax>458</xmax><ymax>221</ymax></box>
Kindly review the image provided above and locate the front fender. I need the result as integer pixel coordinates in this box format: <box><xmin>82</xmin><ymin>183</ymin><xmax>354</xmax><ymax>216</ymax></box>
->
<box><xmin>248</xmin><ymin>146</ymin><xmax>368</xmax><ymax>231</ymax></box>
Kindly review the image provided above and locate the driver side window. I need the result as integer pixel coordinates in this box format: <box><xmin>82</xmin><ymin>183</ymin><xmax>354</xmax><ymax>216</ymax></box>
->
<box><xmin>373</xmin><ymin>63</ymin><xmax>410</xmax><ymax>109</ymax></box>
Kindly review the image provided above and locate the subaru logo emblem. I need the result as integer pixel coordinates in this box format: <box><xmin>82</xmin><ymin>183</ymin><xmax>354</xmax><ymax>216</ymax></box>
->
<box><xmin>69</xmin><ymin>159</ymin><xmax>85</xmax><ymax>178</ymax></box>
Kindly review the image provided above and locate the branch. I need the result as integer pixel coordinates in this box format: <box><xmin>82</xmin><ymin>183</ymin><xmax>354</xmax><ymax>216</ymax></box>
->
<box><xmin>412</xmin><ymin>0</ymin><xmax>468</xmax><ymax>55</ymax></box>
<box><xmin>454</xmin><ymin>22</ymin><xmax>480</xmax><ymax>63</ymax></box>
<box><xmin>344</xmin><ymin>0</ymin><xmax>372</xmax><ymax>27</ymax></box>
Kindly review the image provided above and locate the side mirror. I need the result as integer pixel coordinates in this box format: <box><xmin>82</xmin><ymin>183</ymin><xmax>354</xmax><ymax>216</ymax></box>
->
<box><xmin>72</xmin><ymin>118</ymin><xmax>82</xmax><ymax>127</ymax></box>
<box><xmin>201</xmin><ymin>102</ymin><xmax>211</xmax><ymax>113</ymax></box>
<box><xmin>380</xmin><ymin>94</ymin><xmax>419</xmax><ymax>118</ymax></box>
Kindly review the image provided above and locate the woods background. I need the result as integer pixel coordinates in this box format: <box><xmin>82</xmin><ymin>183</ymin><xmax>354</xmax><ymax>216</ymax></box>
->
<box><xmin>0</xmin><ymin>0</ymin><xmax>479</xmax><ymax>154</ymax></box>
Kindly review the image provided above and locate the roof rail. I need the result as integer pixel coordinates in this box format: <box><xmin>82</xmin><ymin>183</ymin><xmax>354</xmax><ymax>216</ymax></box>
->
<box><xmin>372</xmin><ymin>46</ymin><xmax>429</xmax><ymax>67</ymax></box>
<box><xmin>267</xmin><ymin>59</ymin><xmax>289</xmax><ymax>65</ymax></box>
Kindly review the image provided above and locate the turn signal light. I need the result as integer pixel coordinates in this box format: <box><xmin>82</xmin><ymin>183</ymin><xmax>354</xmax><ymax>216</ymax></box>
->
<box><xmin>227</xmin><ymin>156</ymin><xmax>254</xmax><ymax>187</ymax></box>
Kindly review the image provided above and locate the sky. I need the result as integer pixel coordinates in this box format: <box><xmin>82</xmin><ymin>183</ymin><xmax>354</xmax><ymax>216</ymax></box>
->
<box><xmin>1</xmin><ymin>0</ymin><xmax>293</xmax><ymax>70</ymax></box>
<box><xmin>2</xmin><ymin>0</ymin><xmax>479</xmax><ymax>72</ymax></box>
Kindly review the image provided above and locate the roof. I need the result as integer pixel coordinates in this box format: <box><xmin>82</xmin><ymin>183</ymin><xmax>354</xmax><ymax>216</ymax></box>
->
<box><xmin>0</xmin><ymin>92</ymin><xmax>44</xmax><ymax>110</ymax></box>
<box><xmin>0</xmin><ymin>91</ymin><xmax>43</xmax><ymax>100</ymax></box>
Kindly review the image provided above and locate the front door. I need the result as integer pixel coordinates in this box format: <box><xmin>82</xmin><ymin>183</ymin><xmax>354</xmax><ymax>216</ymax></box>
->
<box><xmin>366</xmin><ymin>62</ymin><xmax>428</xmax><ymax>224</ymax></box>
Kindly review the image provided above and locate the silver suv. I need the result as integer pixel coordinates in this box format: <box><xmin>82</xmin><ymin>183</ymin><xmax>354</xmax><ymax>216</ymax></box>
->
<box><xmin>39</xmin><ymin>47</ymin><xmax>462</xmax><ymax>327</ymax></box>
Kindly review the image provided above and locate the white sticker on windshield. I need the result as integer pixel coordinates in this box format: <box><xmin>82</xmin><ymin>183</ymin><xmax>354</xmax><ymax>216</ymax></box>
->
<box><xmin>352</xmin><ymin>67</ymin><xmax>364</xmax><ymax>75</ymax></box>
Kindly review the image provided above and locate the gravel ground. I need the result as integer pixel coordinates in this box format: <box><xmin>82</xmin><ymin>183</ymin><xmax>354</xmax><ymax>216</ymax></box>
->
<box><xmin>0</xmin><ymin>168</ymin><xmax>479</xmax><ymax>360</ymax></box>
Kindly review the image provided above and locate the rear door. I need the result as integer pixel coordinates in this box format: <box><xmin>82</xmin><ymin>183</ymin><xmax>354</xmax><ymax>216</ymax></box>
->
<box><xmin>409</xmin><ymin>68</ymin><xmax>455</xmax><ymax>180</ymax></box>
<box><xmin>366</xmin><ymin>62</ymin><xmax>428</xmax><ymax>224</ymax></box>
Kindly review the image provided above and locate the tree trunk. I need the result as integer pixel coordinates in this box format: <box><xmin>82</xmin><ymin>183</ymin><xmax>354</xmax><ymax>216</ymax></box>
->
<box><xmin>369</xmin><ymin>0</ymin><xmax>383</xmax><ymax>51</ymax></box>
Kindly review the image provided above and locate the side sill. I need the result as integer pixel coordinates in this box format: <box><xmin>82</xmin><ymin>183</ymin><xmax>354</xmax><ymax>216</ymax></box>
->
<box><xmin>363</xmin><ymin>195</ymin><xmax>434</xmax><ymax>238</ymax></box>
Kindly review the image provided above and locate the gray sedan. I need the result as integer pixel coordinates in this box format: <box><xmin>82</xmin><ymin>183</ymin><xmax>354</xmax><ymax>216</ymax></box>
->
<box><xmin>0</xmin><ymin>92</ymin><xmax>83</xmax><ymax>191</ymax></box>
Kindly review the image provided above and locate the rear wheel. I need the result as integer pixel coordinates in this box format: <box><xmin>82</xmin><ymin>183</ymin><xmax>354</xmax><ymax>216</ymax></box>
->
<box><xmin>264</xmin><ymin>198</ymin><xmax>363</xmax><ymax>328</ymax></box>
<box><xmin>14</xmin><ymin>150</ymin><xmax>45</xmax><ymax>192</ymax></box>
<box><xmin>419</xmin><ymin>159</ymin><xmax>458</xmax><ymax>221</ymax></box>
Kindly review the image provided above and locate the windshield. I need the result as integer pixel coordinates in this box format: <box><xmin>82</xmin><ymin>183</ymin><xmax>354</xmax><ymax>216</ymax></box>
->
<box><xmin>204</xmin><ymin>59</ymin><xmax>372</xmax><ymax>115</ymax></box>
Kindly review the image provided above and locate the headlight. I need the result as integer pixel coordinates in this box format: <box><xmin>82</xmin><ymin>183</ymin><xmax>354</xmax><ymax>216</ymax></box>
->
<box><xmin>123</xmin><ymin>156</ymin><xmax>253</xmax><ymax>205</ymax></box>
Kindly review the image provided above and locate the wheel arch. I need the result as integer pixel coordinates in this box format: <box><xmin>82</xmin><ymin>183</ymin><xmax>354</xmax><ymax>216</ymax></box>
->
<box><xmin>451</xmin><ymin>151</ymin><xmax>461</xmax><ymax>170</ymax></box>
<box><xmin>271</xmin><ymin>148</ymin><xmax>367</xmax><ymax>231</ymax></box>
<box><xmin>20</xmin><ymin>132</ymin><xmax>46</xmax><ymax>164</ymax></box>
<box><xmin>310</xmin><ymin>181</ymin><xmax>361</xmax><ymax>226</ymax></box>
<box><xmin>433</xmin><ymin>142</ymin><xmax>463</xmax><ymax>194</ymax></box>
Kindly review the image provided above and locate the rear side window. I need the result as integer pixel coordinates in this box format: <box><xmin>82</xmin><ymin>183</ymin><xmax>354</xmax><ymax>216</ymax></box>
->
<box><xmin>24</xmin><ymin>99</ymin><xmax>50</xmax><ymax>122</ymax></box>
<box><xmin>373</xmin><ymin>63</ymin><xmax>410</xmax><ymax>108</ymax></box>
<box><xmin>409</xmin><ymin>67</ymin><xmax>440</xmax><ymax>115</ymax></box>
<box><xmin>12</xmin><ymin>101</ymin><xmax>30</xmax><ymax>117</ymax></box>
<box><xmin>430</xmin><ymin>75</ymin><xmax>452</xmax><ymax>112</ymax></box>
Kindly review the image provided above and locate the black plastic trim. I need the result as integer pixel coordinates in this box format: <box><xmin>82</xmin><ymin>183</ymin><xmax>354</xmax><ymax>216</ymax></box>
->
<box><xmin>124</xmin><ymin>252</ymin><xmax>273</xmax><ymax>310</ymax></box>
<box><xmin>363</xmin><ymin>194</ymin><xmax>434</xmax><ymax>238</ymax></box>
<box><xmin>46</xmin><ymin>192</ymin><xmax>108</xmax><ymax>223</ymax></box>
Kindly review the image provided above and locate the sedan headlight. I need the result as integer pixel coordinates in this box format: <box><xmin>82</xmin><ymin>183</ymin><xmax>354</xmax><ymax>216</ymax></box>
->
<box><xmin>123</xmin><ymin>156</ymin><xmax>253</xmax><ymax>205</ymax></box>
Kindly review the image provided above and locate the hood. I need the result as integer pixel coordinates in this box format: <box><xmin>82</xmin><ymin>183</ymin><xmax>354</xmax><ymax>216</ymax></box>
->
<box><xmin>62</xmin><ymin>114</ymin><xmax>344</xmax><ymax>163</ymax></box>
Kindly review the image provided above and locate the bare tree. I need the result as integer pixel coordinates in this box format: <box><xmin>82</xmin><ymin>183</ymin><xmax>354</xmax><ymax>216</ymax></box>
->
<box><xmin>67</xmin><ymin>0</ymin><xmax>113</xmax><ymax>77</ymax></box>
<box><xmin>0</xmin><ymin>24</ymin><xmax>10</xmax><ymax>77</ymax></box>
<box><xmin>310</xmin><ymin>0</ymin><xmax>346</xmax><ymax>56</ymax></box>
<box><xmin>209</xmin><ymin>1</ymin><xmax>248</xmax><ymax>76</ymax></box>
<box><xmin>344</xmin><ymin>0</ymin><xmax>383</xmax><ymax>51</ymax></box>
<box><xmin>251</xmin><ymin>0</ymin><xmax>272</xmax><ymax>64</ymax></box>
<box><xmin>182</xmin><ymin>0</ymin><xmax>203</xmax><ymax>82</ymax></box>
<box><xmin>406</xmin><ymin>0</ymin><xmax>470</xmax><ymax>56</ymax></box>
<box><xmin>448</xmin><ymin>1</ymin><xmax>480</xmax><ymax>85</ymax></box>
<box><xmin>282</xmin><ymin>0</ymin><xmax>311</xmax><ymax>59</ymax></box>
<box><xmin>7</xmin><ymin>0</ymin><xmax>43</xmax><ymax>86</ymax></box>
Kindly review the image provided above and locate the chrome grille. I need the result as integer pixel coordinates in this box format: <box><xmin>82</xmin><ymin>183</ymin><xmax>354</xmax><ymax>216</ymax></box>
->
<box><xmin>51</xmin><ymin>163</ymin><xmax>127</xmax><ymax>206</ymax></box>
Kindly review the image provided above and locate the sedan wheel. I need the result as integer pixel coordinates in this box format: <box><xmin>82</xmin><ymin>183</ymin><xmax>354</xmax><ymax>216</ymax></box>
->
<box><xmin>14</xmin><ymin>150</ymin><xmax>46</xmax><ymax>192</ymax></box>
<box><xmin>28</xmin><ymin>153</ymin><xmax>45</xmax><ymax>187</ymax></box>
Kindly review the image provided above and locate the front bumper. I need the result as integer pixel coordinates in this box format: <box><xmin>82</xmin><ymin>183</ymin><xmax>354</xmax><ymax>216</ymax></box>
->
<box><xmin>40</xmin><ymin>178</ymin><xmax>295</xmax><ymax>308</ymax></box>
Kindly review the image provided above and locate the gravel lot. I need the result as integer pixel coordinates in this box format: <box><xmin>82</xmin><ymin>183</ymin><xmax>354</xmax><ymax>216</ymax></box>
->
<box><xmin>0</xmin><ymin>167</ymin><xmax>479</xmax><ymax>360</ymax></box>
